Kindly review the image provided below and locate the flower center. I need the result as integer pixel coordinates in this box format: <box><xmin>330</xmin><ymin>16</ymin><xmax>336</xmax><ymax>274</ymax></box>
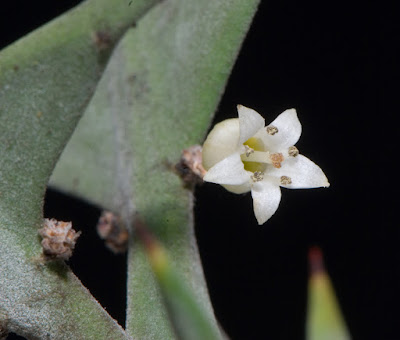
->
<box><xmin>241</xmin><ymin>137</ymin><xmax>267</xmax><ymax>173</ymax></box>
<box><xmin>241</xmin><ymin>137</ymin><xmax>284</xmax><ymax>173</ymax></box>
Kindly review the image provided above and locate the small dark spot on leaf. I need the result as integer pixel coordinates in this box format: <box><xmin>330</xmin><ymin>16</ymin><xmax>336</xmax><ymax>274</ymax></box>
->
<box><xmin>13</xmin><ymin>65</ymin><xmax>19</xmax><ymax>72</ymax></box>
<box><xmin>93</xmin><ymin>31</ymin><xmax>112</xmax><ymax>51</ymax></box>
<box><xmin>131</xmin><ymin>71</ymin><xmax>151</xmax><ymax>99</ymax></box>
<box><xmin>127</xmin><ymin>74</ymin><xmax>136</xmax><ymax>84</ymax></box>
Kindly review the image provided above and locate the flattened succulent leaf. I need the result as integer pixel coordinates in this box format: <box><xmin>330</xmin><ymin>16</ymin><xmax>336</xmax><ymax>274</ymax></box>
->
<box><xmin>50</xmin><ymin>0</ymin><xmax>260</xmax><ymax>338</ymax></box>
<box><xmin>0</xmin><ymin>0</ymin><xmax>159</xmax><ymax>338</ymax></box>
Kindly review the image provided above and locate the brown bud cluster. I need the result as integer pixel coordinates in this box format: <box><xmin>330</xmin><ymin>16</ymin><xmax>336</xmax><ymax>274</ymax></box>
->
<box><xmin>175</xmin><ymin>145</ymin><xmax>207</xmax><ymax>185</ymax></box>
<box><xmin>97</xmin><ymin>211</ymin><xmax>129</xmax><ymax>253</ymax></box>
<box><xmin>38</xmin><ymin>218</ymin><xmax>81</xmax><ymax>261</ymax></box>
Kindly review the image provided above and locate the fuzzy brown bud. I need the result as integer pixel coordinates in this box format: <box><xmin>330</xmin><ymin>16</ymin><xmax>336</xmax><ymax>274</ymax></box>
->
<box><xmin>175</xmin><ymin>145</ymin><xmax>207</xmax><ymax>185</ymax></box>
<box><xmin>39</xmin><ymin>219</ymin><xmax>81</xmax><ymax>261</ymax></box>
<box><xmin>97</xmin><ymin>211</ymin><xmax>129</xmax><ymax>253</ymax></box>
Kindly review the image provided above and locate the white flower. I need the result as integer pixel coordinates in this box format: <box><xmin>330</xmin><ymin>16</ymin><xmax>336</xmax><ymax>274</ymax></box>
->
<box><xmin>202</xmin><ymin>105</ymin><xmax>329</xmax><ymax>225</ymax></box>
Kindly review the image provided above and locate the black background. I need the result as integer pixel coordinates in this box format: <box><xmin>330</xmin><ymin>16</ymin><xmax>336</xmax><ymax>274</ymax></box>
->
<box><xmin>1</xmin><ymin>1</ymin><xmax>399</xmax><ymax>339</ymax></box>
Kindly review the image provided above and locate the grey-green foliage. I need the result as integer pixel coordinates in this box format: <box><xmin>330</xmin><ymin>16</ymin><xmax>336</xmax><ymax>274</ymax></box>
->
<box><xmin>0</xmin><ymin>0</ymin><xmax>260</xmax><ymax>339</ymax></box>
<box><xmin>52</xmin><ymin>0</ymin><xmax>259</xmax><ymax>338</ymax></box>
<box><xmin>0</xmin><ymin>0</ymin><xmax>158</xmax><ymax>339</ymax></box>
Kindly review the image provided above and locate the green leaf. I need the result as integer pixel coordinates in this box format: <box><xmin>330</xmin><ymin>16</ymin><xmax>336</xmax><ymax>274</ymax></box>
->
<box><xmin>0</xmin><ymin>0</ymin><xmax>159</xmax><ymax>338</ymax></box>
<box><xmin>50</xmin><ymin>0</ymin><xmax>260</xmax><ymax>338</ymax></box>
<box><xmin>307</xmin><ymin>249</ymin><xmax>350</xmax><ymax>340</ymax></box>
<box><xmin>307</xmin><ymin>271</ymin><xmax>350</xmax><ymax>340</ymax></box>
<box><xmin>136</xmin><ymin>223</ymin><xmax>222</xmax><ymax>340</ymax></box>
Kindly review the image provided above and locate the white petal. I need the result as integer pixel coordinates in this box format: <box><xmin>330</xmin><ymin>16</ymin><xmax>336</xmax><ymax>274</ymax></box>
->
<box><xmin>251</xmin><ymin>181</ymin><xmax>282</xmax><ymax>225</ymax></box>
<box><xmin>202</xmin><ymin>119</ymin><xmax>240</xmax><ymax>170</ymax></box>
<box><xmin>203</xmin><ymin>152</ymin><xmax>250</xmax><ymax>185</ymax></box>
<box><xmin>222</xmin><ymin>182</ymin><xmax>251</xmax><ymax>194</ymax></box>
<box><xmin>237</xmin><ymin>105</ymin><xmax>265</xmax><ymax>145</ymax></box>
<box><xmin>257</xmin><ymin>109</ymin><xmax>302</xmax><ymax>152</ymax></box>
<box><xmin>268</xmin><ymin>155</ymin><xmax>330</xmax><ymax>189</ymax></box>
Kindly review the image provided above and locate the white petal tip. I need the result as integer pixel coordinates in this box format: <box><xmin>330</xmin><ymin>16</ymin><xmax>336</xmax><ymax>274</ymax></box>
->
<box><xmin>251</xmin><ymin>182</ymin><xmax>281</xmax><ymax>226</ymax></box>
<box><xmin>314</xmin><ymin>177</ymin><xmax>330</xmax><ymax>189</ymax></box>
<box><xmin>321</xmin><ymin>174</ymin><xmax>330</xmax><ymax>188</ymax></box>
<box><xmin>237</xmin><ymin>105</ymin><xmax>265</xmax><ymax>145</ymax></box>
<box><xmin>255</xmin><ymin>212</ymin><xmax>274</xmax><ymax>225</ymax></box>
<box><xmin>283</xmin><ymin>108</ymin><xmax>298</xmax><ymax>120</ymax></box>
<box><xmin>202</xmin><ymin>172</ymin><xmax>212</xmax><ymax>182</ymax></box>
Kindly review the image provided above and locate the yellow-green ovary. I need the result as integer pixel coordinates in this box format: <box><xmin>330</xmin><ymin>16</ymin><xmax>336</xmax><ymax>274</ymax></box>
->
<box><xmin>242</xmin><ymin>137</ymin><xmax>267</xmax><ymax>173</ymax></box>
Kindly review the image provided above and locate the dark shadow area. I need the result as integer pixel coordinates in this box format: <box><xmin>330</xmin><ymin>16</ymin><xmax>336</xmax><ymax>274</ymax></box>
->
<box><xmin>5</xmin><ymin>334</ymin><xmax>25</xmax><ymax>340</ymax></box>
<box><xmin>0</xmin><ymin>0</ymin><xmax>82</xmax><ymax>50</ymax></box>
<box><xmin>196</xmin><ymin>1</ymin><xmax>399</xmax><ymax>340</ymax></box>
<box><xmin>44</xmin><ymin>188</ymin><xmax>127</xmax><ymax>327</ymax></box>
<box><xmin>2</xmin><ymin>0</ymin><xmax>399</xmax><ymax>340</ymax></box>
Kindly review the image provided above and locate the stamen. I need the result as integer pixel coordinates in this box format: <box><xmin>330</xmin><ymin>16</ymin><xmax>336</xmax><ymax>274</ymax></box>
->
<box><xmin>280</xmin><ymin>176</ymin><xmax>292</xmax><ymax>185</ymax></box>
<box><xmin>244</xmin><ymin>145</ymin><xmax>254</xmax><ymax>157</ymax></box>
<box><xmin>270</xmin><ymin>153</ymin><xmax>284</xmax><ymax>168</ymax></box>
<box><xmin>288</xmin><ymin>146</ymin><xmax>299</xmax><ymax>157</ymax></box>
<box><xmin>266</xmin><ymin>125</ymin><xmax>278</xmax><ymax>135</ymax></box>
<box><xmin>251</xmin><ymin>171</ymin><xmax>264</xmax><ymax>182</ymax></box>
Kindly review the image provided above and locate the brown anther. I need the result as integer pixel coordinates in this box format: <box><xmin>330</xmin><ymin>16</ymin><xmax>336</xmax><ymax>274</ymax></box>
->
<box><xmin>175</xmin><ymin>145</ymin><xmax>206</xmax><ymax>185</ymax></box>
<box><xmin>266</xmin><ymin>125</ymin><xmax>279</xmax><ymax>135</ymax></box>
<box><xmin>270</xmin><ymin>152</ymin><xmax>284</xmax><ymax>168</ymax></box>
<box><xmin>288</xmin><ymin>146</ymin><xmax>299</xmax><ymax>157</ymax></box>
<box><xmin>39</xmin><ymin>219</ymin><xmax>81</xmax><ymax>261</ymax></box>
<box><xmin>251</xmin><ymin>171</ymin><xmax>264</xmax><ymax>182</ymax></box>
<box><xmin>97</xmin><ymin>211</ymin><xmax>129</xmax><ymax>253</ymax></box>
<box><xmin>244</xmin><ymin>145</ymin><xmax>254</xmax><ymax>157</ymax></box>
<box><xmin>280</xmin><ymin>176</ymin><xmax>292</xmax><ymax>185</ymax></box>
